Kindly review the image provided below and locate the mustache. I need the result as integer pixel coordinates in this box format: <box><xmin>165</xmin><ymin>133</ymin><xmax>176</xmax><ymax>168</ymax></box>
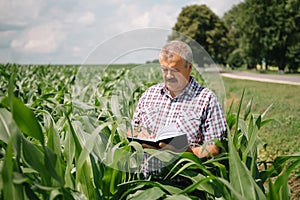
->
<box><xmin>166</xmin><ymin>78</ymin><xmax>177</xmax><ymax>82</ymax></box>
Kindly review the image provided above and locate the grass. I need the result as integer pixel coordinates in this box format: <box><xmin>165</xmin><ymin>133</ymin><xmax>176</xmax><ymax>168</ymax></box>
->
<box><xmin>222</xmin><ymin>77</ymin><xmax>300</xmax><ymax>183</ymax></box>
<box><xmin>223</xmin><ymin>77</ymin><xmax>300</xmax><ymax>157</ymax></box>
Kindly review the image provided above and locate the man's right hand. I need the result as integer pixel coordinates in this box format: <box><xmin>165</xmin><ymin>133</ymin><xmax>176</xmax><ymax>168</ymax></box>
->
<box><xmin>126</xmin><ymin>127</ymin><xmax>154</xmax><ymax>139</ymax></box>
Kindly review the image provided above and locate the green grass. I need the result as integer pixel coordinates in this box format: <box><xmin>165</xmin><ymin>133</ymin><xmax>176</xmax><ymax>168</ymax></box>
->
<box><xmin>223</xmin><ymin>76</ymin><xmax>300</xmax><ymax>170</ymax></box>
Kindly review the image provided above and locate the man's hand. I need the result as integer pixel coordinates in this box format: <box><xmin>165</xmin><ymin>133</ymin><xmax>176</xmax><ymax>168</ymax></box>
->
<box><xmin>158</xmin><ymin>142</ymin><xmax>184</xmax><ymax>152</ymax></box>
<box><xmin>126</xmin><ymin>127</ymin><xmax>153</xmax><ymax>139</ymax></box>
<box><xmin>150</xmin><ymin>142</ymin><xmax>220</xmax><ymax>158</ymax></box>
<box><xmin>141</xmin><ymin>142</ymin><xmax>180</xmax><ymax>151</ymax></box>
<box><xmin>191</xmin><ymin>144</ymin><xmax>220</xmax><ymax>158</ymax></box>
<box><xmin>138</xmin><ymin>141</ymin><xmax>181</xmax><ymax>152</ymax></box>
<box><xmin>141</xmin><ymin>143</ymin><xmax>159</xmax><ymax>149</ymax></box>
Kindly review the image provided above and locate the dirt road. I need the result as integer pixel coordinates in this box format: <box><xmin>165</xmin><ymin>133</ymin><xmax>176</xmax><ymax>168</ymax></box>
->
<box><xmin>221</xmin><ymin>71</ymin><xmax>300</xmax><ymax>86</ymax></box>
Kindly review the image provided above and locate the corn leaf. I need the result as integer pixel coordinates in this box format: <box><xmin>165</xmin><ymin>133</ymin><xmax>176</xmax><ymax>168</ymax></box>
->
<box><xmin>128</xmin><ymin>187</ymin><xmax>165</xmax><ymax>199</ymax></box>
<box><xmin>228</xmin><ymin>132</ymin><xmax>266</xmax><ymax>200</ymax></box>
<box><xmin>2</xmin><ymin>138</ymin><xmax>22</xmax><ymax>200</ymax></box>
<box><xmin>11</xmin><ymin>96</ymin><xmax>44</xmax><ymax>145</ymax></box>
<box><xmin>0</xmin><ymin>108</ymin><xmax>13</xmax><ymax>143</ymax></box>
<box><xmin>260</xmin><ymin>154</ymin><xmax>300</xmax><ymax>182</ymax></box>
<box><xmin>22</xmin><ymin>137</ymin><xmax>50</xmax><ymax>184</ymax></box>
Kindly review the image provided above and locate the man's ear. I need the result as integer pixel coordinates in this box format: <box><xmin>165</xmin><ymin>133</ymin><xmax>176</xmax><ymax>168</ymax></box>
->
<box><xmin>188</xmin><ymin>63</ymin><xmax>192</xmax><ymax>72</ymax></box>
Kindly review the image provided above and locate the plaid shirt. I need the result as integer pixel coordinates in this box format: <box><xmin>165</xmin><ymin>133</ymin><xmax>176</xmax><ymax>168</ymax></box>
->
<box><xmin>132</xmin><ymin>77</ymin><xmax>227</xmax><ymax>176</ymax></box>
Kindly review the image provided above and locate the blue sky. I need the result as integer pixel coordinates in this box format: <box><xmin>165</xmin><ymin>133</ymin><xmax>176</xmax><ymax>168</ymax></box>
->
<box><xmin>0</xmin><ymin>0</ymin><xmax>243</xmax><ymax>64</ymax></box>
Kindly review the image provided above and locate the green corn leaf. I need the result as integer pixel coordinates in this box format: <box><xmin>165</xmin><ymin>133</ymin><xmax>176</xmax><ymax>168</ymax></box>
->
<box><xmin>261</xmin><ymin>103</ymin><xmax>273</xmax><ymax>118</ymax></box>
<box><xmin>77</xmin><ymin>162</ymin><xmax>96</xmax><ymax>199</ymax></box>
<box><xmin>76</xmin><ymin>122</ymin><xmax>110</xmax><ymax>172</ymax></box>
<box><xmin>3</xmin><ymin>138</ymin><xmax>18</xmax><ymax>200</ymax></box>
<box><xmin>49</xmin><ymin>189</ymin><xmax>63</xmax><ymax>200</ymax></box>
<box><xmin>273</xmin><ymin>170</ymin><xmax>290</xmax><ymax>200</ymax></box>
<box><xmin>255</xmin><ymin>115</ymin><xmax>262</xmax><ymax>129</ymax></box>
<box><xmin>228</xmin><ymin>132</ymin><xmax>266</xmax><ymax>200</ymax></box>
<box><xmin>128</xmin><ymin>187</ymin><xmax>165</xmax><ymax>200</ymax></box>
<box><xmin>226</xmin><ymin>113</ymin><xmax>236</xmax><ymax>131</ymax></box>
<box><xmin>216</xmin><ymin>177</ymin><xmax>244</xmax><ymax>199</ymax></box>
<box><xmin>22</xmin><ymin>137</ymin><xmax>50</xmax><ymax>184</ymax></box>
<box><xmin>226</xmin><ymin>100</ymin><xmax>234</xmax><ymax>117</ymax></box>
<box><xmin>260</xmin><ymin>154</ymin><xmax>300</xmax><ymax>182</ymax></box>
<box><xmin>65</xmin><ymin>113</ymin><xmax>82</xmax><ymax>159</ymax></box>
<box><xmin>181</xmin><ymin>174</ymin><xmax>214</xmax><ymax>195</ymax></box>
<box><xmin>0</xmin><ymin>108</ymin><xmax>17</xmax><ymax>144</ymax></box>
<box><xmin>260</xmin><ymin>118</ymin><xmax>274</xmax><ymax>128</ymax></box>
<box><xmin>243</xmin><ymin>98</ymin><xmax>252</xmax><ymax>120</ymax></box>
<box><xmin>165</xmin><ymin>194</ymin><xmax>192</xmax><ymax>200</ymax></box>
<box><xmin>273</xmin><ymin>158</ymin><xmax>300</xmax><ymax>199</ymax></box>
<box><xmin>234</xmin><ymin>89</ymin><xmax>245</xmax><ymax>136</ymax></box>
<box><xmin>42</xmin><ymin>111</ymin><xmax>66</xmax><ymax>185</ymax></box>
<box><xmin>89</xmin><ymin>155</ymin><xmax>103</xmax><ymax>199</ymax></box>
<box><xmin>43</xmin><ymin>110</ymin><xmax>61</xmax><ymax>155</ymax></box>
<box><xmin>11</xmin><ymin>96</ymin><xmax>44</xmax><ymax>145</ymax></box>
<box><xmin>44</xmin><ymin>147</ymin><xmax>64</xmax><ymax>186</ymax></box>
<box><xmin>243</xmin><ymin>116</ymin><xmax>259</xmax><ymax>163</ymax></box>
<box><xmin>266</xmin><ymin>180</ymin><xmax>277</xmax><ymax>200</ymax></box>
<box><xmin>7</xmin><ymin>68</ymin><xmax>44</xmax><ymax>145</ymax></box>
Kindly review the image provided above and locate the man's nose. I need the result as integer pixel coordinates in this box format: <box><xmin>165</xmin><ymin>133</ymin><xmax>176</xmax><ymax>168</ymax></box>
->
<box><xmin>166</xmin><ymin>69</ymin><xmax>174</xmax><ymax>77</ymax></box>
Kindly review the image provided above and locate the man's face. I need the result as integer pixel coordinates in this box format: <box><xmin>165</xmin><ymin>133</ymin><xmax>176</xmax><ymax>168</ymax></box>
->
<box><xmin>159</xmin><ymin>53</ymin><xmax>192</xmax><ymax>97</ymax></box>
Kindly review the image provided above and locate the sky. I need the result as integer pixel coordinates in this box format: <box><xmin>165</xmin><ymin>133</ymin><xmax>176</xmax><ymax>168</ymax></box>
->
<box><xmin>0</xmin><ymin>0</ymin><xmax>243</xmax><ymax>64</ymax></box>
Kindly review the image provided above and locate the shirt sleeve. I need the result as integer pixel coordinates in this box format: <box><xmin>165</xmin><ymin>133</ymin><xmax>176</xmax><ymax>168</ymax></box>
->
<box><xmin>131</xmin><ymin>93</ymin><xmax>145</xmax><ymax>128</ymax></box>
<box><xmin>202</xmin><ymin>93</ymin><xmax>227</xmax><ymax>143</ymax></box>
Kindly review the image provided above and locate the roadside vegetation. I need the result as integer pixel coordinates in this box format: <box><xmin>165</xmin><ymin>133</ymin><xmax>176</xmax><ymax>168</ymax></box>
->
<box><xmin>223</xmin><ymin>76</ymin><xmax>300</xmax><ymax>198</ymax></box>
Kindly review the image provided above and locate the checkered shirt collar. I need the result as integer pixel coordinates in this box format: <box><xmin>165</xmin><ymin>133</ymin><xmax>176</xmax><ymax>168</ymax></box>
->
<box><xmin>160</xmin><ymin>76</ymin><xmax>196</xmax><ymax>98</ymax></box>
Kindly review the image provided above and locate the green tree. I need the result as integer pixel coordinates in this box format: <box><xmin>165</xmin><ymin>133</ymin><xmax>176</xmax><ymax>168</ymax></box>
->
<box><xmin>285</xmin><ymin>0</ymin><xmax>300</xmax><ymax>72</ymax></box>
<box><xmin>223</xmin><ymin>4</ymin><xmax>246</xmax><ymax>68</ymax></box>
<box><xmin>170</xmin><ymin>4</ymin><xmax>235</xmax><ymax>65</ymax></box>
<box><xmin>224</xmin><ymin>0</ymin><xmax>300</xmax><ymax>72</ymax></box>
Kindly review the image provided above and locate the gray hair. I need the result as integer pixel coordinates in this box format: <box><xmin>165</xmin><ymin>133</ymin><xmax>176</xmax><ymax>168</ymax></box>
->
<box><xmin>160</xmin><ymin>40</ymin><xmax>193</xmax><ymax>67</ymax></box>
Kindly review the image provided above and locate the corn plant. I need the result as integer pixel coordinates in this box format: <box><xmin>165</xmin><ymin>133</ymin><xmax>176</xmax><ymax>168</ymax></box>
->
<box><xmin>0</xmin><ymin>63</ymin><xmax>299</xmax><ymax>199</ymax></box>
<box><xmin>119</xmin><ymin>91</ymin><xmax>300</xmax><ymax>199</ymax></box>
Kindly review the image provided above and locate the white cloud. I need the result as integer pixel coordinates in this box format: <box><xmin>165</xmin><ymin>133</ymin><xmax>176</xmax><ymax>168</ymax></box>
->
<box><xmin>78</xmin><ymin>11</ymin><xmax>96</xmax><ymax>26</ymax></box>
<box><xmin>11</xmin><ymin>21</ymin><xmax>66</xmax><ymax>53</ymax></box>
<box><xmin>0</xmin><ymin>0</ymin><xmax>44</xmax><ymax>27</ymax></box>
<box><xmin>0</xmin><ymin>0</ymin><xmax>244</xmax><ymax>64</ymax></box>
<box><xmin>104</xmin><ymin>2</ymin><xmax>179</xmax><ymax>36</ymax></box>
<box><xmin>0</xmin><ymin>31</ymin><xmax>16</xmax><ymax>47</ymax></box>
<box><xmin>131</xmin><ymin>12</ymin><xmax>151</xmax><ymax>27</ymax></box>
<box><xmin>198</xmin><ymin>0</ymin><xmax>243</xmax><ymax>16</ymax></box>
<box><xmin>147</xmin><ymin>4</ymin><xmax>180</xmax><ymax>27</ymax></box>
<box><xmin>73</xmin><ymin>46</ymin><xmax>81</xmax><ymax>52</ymax></box>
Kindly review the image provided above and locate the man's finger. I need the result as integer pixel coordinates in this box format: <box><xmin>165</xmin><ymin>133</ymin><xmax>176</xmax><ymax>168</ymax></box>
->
<box><xmin>159</xmin><ymin>142</ymin><xmax>177</xmax><ymax>151</ymax></box>
<box><xmin>142</xmin><ymin>143</ymin><xmax>158</xmax><ymax>149</ymax></box>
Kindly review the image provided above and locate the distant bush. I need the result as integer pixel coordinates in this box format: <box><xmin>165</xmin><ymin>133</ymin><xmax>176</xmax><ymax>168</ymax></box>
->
<box><xmin>227</xmin><ymin>49</ymin><xmax>245</xmax><ymax>69</ymax></box>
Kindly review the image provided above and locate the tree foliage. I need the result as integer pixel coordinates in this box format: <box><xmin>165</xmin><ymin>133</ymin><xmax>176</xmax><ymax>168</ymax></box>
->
<box><xmin>171</xmin><ymin>2</ymin><xmax>300</xmax><ymax>72</ymax></box>
<box><xmin>223</xmin><ymin>0</ymin><xmax>300</xmax><ymax>71</ymax></box>
<box><xmin>169</xmin><ymin>4</ymin><xmax>235</xmax><ymax>65</ymax></box>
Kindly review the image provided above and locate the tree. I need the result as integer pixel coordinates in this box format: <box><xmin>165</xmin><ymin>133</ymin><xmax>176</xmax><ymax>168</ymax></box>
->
<box><xmin>169</xmin><ymin>4</ymin><xmax>235</xmax><ymax>65</ymax></box>
<box><xmin>285</xmin><ymin>0</ymin><xmax>300</xmax><ymax>72</ymax></box>
<box><xmin>224</xmin><ymin>0</ymin><xmax>300</xmax><ymax>72</ymax></box>
<box><xmin>223</xmin><ymin>4</ymin><xmax>247</xmax><ymax>68</ymax></box>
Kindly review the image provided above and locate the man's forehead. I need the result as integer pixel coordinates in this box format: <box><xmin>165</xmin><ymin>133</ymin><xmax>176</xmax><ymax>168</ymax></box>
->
<box><xmin>159</xmin><ymin>56</ymin><xmax>184</xmax><ymax>68</ymax></box>
<box><xmin>160</xmin><ymin>50</ymin><xmax>183</xmax><ymax>61</ymax></box>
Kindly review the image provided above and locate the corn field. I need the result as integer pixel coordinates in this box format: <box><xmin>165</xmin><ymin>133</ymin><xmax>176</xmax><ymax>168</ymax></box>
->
<box><xmin>0</xmin><ymin>63</ymin><xmax>299</xmax><ymax>200</ymax></box>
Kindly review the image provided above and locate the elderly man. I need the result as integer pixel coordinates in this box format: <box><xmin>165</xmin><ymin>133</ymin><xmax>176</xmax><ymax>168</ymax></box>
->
<box><xmin>129</xmin><ymin>40</ymin><xmax>227</xmax><ymax>176</ymax></box>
